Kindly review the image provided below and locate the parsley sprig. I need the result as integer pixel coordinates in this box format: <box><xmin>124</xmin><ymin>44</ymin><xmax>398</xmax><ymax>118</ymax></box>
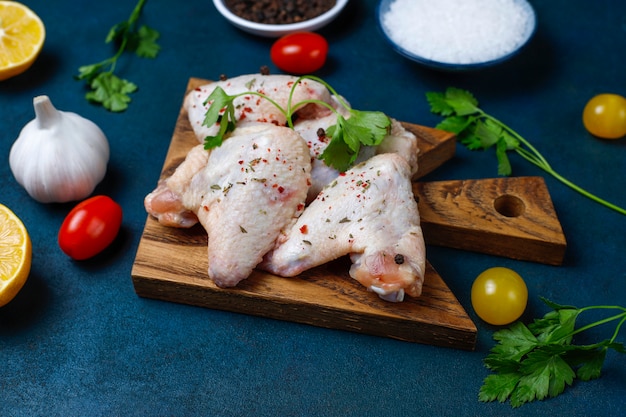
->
<box><xmin>427</xmin><ymin>87</ymin><xmax>626</xmax><ymax>216</ymax></box>
<box><xmin>76</xmin><ymin>0</ymin><xmax>160</xmax><ymax>112</ymax></box>
<box><xmin>201</xmin><ymin>75</ymin><xmax>391</xmax><ymax>172</ymax></box>
<box><xmin>480</xmin><ymin>297</ymin><xmax>626</xmax><ymax>407</ymax></box>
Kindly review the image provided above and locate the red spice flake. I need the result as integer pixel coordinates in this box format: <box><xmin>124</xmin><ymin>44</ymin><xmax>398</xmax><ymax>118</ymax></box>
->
<box><xmin>339</xmin><ymin>172</ymin><xmax>346</xmax><ymax>177</ymax></box>
<box><xmin>297</xmin><ymin>203</ymin><xmax>305</xmax><ymax>211</ymax></box>
<box><xmin>277</xmin><ymin>186</ymin><xmax>285</xmax><ymax>193</ymax></box>
<box><xmin>238</xmin><ymin>160</ymin><xmax>244</xmax><ymax>165</ymax></box>
<box><xmin>299</xmin><ymin>225</ymin><xmax>309</xmax><ymax>234</ymax></box>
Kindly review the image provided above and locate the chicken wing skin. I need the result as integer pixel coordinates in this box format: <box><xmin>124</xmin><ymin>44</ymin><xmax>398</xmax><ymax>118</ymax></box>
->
<box><xmin>144</xmin><ymin>144</ymin><xmax>207</xmax><ymax>228</ymax></box>
<box><xmin>260</xmin><ymin>153</ymin><xmax>425</xmax><ymax>301</ymax></box>
<box><xmin>185</xmin><ymin>74</ymin><xmax>335</xmax><ymax>142</ymax></box>
<box><xmin>183</xmin><ymin>124</ymin><xmax>312</xmax><ymax>288</ymax></box>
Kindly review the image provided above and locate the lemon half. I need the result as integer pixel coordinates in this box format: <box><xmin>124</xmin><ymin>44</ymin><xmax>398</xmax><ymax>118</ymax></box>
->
<box><xmin>0</xmin><ymin>1</ymin><xmax>45</xmax><ymax>81</ymax></box>
<box><xmin>0</xmin><ymin>204</ymin><xmax>32</xmax><ymax>307</ymax></box>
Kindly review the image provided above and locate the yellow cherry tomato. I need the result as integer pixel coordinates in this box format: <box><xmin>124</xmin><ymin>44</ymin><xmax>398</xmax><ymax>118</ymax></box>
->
<box><xmin>471</xmin><ymin>267</ymin><xmax>528</xmax><ymax>325</ymax></box>
<box><xmin>582</xmin><ymin>93</ymin><xmax>626</xmax><ymax>139</ymax></box>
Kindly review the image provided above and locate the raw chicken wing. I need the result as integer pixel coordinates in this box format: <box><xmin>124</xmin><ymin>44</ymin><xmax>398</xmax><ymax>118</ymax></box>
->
<box><xmin>261</xmin><ymin>153</ymin><xmax>425</xmax><ymax>302</ymax></box>
<box><xmin>183</xmin><ymin>124</ymin><xmax>311</xmax><ymax>287</ymax></box>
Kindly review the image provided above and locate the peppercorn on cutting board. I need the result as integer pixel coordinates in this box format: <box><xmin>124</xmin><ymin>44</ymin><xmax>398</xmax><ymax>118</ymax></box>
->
<box><xmin>132</xmin><ymin>77</ymin><xmax>476</xmax><ymax>349</ymax></box>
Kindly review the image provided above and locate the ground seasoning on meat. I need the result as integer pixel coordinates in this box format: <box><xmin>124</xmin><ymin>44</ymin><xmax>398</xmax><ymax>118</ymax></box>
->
<box><xmin>225</xmin><ymin>0</ymin><xmax>336</xmax><ymax>25</ymax></box>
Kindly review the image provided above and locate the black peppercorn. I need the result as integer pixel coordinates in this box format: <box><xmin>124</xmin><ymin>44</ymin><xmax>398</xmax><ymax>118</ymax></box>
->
<box><xmin>224</xmin><ymin>0</ymin><xmax>336</xmax><ymax>24</ymax></box>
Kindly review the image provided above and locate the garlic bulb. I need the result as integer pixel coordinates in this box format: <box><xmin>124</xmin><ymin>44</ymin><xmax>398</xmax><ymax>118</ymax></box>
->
<box><xmin>9</xmin><ymin>96</ymin><xmax>110</xmax><ymax>203</ymax></box>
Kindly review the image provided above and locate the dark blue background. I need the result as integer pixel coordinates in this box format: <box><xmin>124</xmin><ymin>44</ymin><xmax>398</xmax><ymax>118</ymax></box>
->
<box><xmin>1</xmin><ymin>1</ymin><xmax>625</xmax><ymax>415</ymax></box>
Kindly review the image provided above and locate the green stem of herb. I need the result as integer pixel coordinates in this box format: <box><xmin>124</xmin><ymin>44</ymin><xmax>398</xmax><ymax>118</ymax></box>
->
<box><xmin>481</xmin><ymin>111</ymin><xmax>626</xmax><ymax>216</ymax></box>
<box><xmin>566</xmin><ymin>307</ymin><xmax>626</xmax><ymax>343</ymax></box>
<box><xmin>226</xmin><ymin>80</ymin><xmax>340</xmax><ymax>131</ymax></box>
<box><xmin>234</xmin><ymin>91</ymin><xmax>289</xmax><ymax>123</ymax></box>
<box><xmin>130</xmin><ymin>0</ymin><xmax>148</xmax><ymax>25</ymax></box>
<box><xmin>298</xmin><ymin>75</ymin><xmax>351</xmax><ymax>111</ymax></box>
<box><xmin>610</xmin><ymin>315</ymin><xmax>626</xmax><ymax>343</ymax></box>
<box><xmin>91</xmin><ymin>0</ymin><xmax>147</xmax><ymax>76</ymax></box>
<box><xmin>287</xmin><ymin>75</ymin><xmax>348</xmax><ymax>128</ymax></box>
<box><xmin>291</xmin><ymin>98</ymin><xmax>340</xmax><ymax>116</ymax></box>
<box><xmin>108</xmin><ymin>38</ymin><xmax>127</xmax><ymax>74</ymax></box>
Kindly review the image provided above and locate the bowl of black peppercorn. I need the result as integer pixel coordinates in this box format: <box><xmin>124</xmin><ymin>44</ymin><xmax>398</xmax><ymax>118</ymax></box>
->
<box><xmin>213</xmin><ymin>0</ymin><xmax>349</xmax><ymax>37</ymax></box>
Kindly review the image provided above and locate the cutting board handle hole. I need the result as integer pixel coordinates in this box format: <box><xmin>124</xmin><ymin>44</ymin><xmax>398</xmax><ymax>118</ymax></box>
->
<box><xmin>494</xmin><ymin>194</ymin><xmax>525</xmax><ymax>217</ymax></box>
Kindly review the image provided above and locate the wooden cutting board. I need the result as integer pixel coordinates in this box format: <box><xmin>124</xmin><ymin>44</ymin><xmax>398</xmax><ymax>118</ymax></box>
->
<box><xmin>132</xmin><ymin>78</ymin><xmax>476</xmax><ymax>349</ymax></box>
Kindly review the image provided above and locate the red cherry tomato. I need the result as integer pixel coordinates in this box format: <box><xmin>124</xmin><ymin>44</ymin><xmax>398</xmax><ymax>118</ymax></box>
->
<box><xmin>270</xmin><ymin>32</ymin><xmax>328</xmax><ymax>74</ymax></box>
<box><xmin>58</xmin><ymin>195</ymin><xmax>123</xmax><ymax>260</ymax></box>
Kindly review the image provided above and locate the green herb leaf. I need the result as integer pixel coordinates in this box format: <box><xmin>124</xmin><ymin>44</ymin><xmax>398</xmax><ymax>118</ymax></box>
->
<box><xmin>76</xmin><ymin>0</ymin><xmax>159</xmax><ymax>112</ymax></box>
<box><xmin>131</xmin><ymin>25</ymin><xmax>161</xmax><ymax>58</ymax></box>
<box><xmin>106</xmin><ymin>21</ymin><xmax>129</xmax><ymax>44</ymax></box>
<box><xmin>76</xmin><ymin>62</ymin><xmax>106</xmax><ymax>83</ymax></box>
<box><xmin>427</xmin><ymin>87</ymin><xmax>626</xmax><ymax>215</ymax></box>
<box><xmin>487</xmin><ymin>322</ymin><xmax>538</xmax><ymax>364</ymax></box>
<box><xmin>202</xmin><ymin>86</ymin><xmax>238</xmax><ymax>149</ymax></box>
<box><xmin>436</xmin><ymin>115</ymin><xmax>475</xmax><ymax>136</ymax></box>
<box><xmin>426</xmin><ymin>91</ymin><xmax>454</xmax><ymax>116</ymax></box>
<box><xmin>478</xmin><ymin>372</ymin><xmax>520</xmax><ymax>403</ymax></box>
<box><xmin>442</xmin><ymin>87</ymin><xmax>480</xmax><ymax>116</ymax></box>
<box><xmin>515</xmin><ymin>347</ymin><xmax>576</xmax><ymax>404</ymax></box>
<box><xmin>568</xmin><ymin>346</ymin><xmax>606</xmax><ymax>380</ymax></box>
<box><xmin>478</xmin><ymin>298</ymin><xmax>626</xmax><ymax>407</ymax></box>
<box><xmin>320</xmin><ymin>122</ymin><xmax>358</xmax><ymax>173</ymax></box>
<box><xmin>346</xmin><ymin>109</ymin><xmax>391</xmax><ymax>146</ymax></box>
<box><xmin>85</xmin><ymin>72</ymin><xmax>137</xmax><ymax>112</ymax></box>
<box><xmin>316</xmin><ymin>109</ymin><xmax>390</xmax><ymax>171</ymax></box>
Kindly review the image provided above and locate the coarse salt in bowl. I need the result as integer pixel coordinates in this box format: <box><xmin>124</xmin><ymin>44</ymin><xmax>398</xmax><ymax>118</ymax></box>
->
<box><xmin>377</xmin><ymin>0</ymin><xmax>537</xmax><ymax>70</ymax></box>
<box><xmin>213</xmin><ymin>0</ymin><xmax>350</xmax><ymax>38</ymax></box>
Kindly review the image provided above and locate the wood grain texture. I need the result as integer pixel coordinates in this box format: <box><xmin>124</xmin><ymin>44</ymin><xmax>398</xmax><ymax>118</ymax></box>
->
<box><xmin>131</xmin><ymin>77</ymin><xmax>476</xmax><ymax>350</ymax></box>
<box><xmin>414</xmin><ymin>177</ymin><xmax>567</xmax><ymax>265</ymax></box>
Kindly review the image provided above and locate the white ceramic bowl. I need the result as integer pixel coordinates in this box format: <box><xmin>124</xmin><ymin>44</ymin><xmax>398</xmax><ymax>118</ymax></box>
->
<box><xmin>377</xmin><ymin>0</ymin><xmax>536</xmax><ymax>71</ymax></box>
<box><xmin>213</xmin><ymin>0</ymin><xmax>349</xmax><ymax>38</ymax></box>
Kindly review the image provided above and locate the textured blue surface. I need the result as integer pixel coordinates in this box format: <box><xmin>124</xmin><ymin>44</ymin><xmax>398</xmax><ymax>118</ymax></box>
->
<box><xmin>1</xmin><ymin>1</ymin><xmax>625</xmax><ymax>416</ymax></box>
